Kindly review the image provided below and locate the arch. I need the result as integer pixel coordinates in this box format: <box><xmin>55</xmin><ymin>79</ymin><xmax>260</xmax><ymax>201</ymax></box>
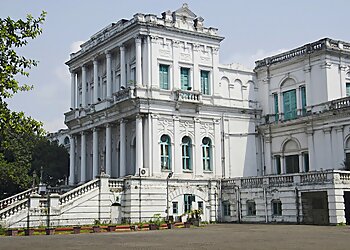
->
<box><xmin>202</xmin><ymin>137</ymin><xmax>212</xmax><ymax>171</ymax></box>
<box><xmin>168</xmin><ymin>185</ymin><xmax>207</xmax><ymax>202</ymax></box>
<box><xmin>160</xmin><ymin>134</ymin><xmax>171</xmax><ymax>170</ymax></box>
<box><xmin>234</xmin><ymin>79</ymin><xmax>243</xmax><ymax>86</ymax></box>
<box><xmin>345</xmin><ymin>135</ymin><xmax>350</xmax><ymax>149</ymax></box>
<box><xmin>279</xmin><ymin>76</ymin><xmax>297</xmax><ymax>88</ymax></box>
<box><xmin>281</xmin><ymin>138</ymin><xmax>301</xmax><ymax>153</ymax></box>
<box><xmin>220</xmin><ymin>76</ymin><xmax>230</xmax><ymax>85</ymax></box>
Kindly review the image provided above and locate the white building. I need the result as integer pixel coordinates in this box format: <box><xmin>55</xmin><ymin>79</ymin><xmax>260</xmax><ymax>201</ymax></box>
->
<box><xmin>0</xmin><ymin>4</ymin><xmax>349</xmax><ymax>228</ymax></box>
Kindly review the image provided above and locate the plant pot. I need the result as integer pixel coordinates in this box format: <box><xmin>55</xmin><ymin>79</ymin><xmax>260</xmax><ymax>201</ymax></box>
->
<box><xmin>148</xmin><ymin>224</ymin><xmax>158</xmax><ymax>230</ymax></box>
<box><xmin>130</xmin><ymin>225</ymin><xmax>138</xmax><ymax>231</ymax></box>
<box><xmin>193</xmin><ymin>219</ymin><xmax>201</xmax><ymax>227</ymax></box>
<box><xmin>45</xmin><ymin>228</ymin><xmax>55</xmax><ymax>235</ymax></box>
<box><xmin>167</xmin><ymin>223</ymin><xmax>174</xmax><ymax>229</ymax></box>
<box><xmin>107</xmin><ymin>225</ymin><xmax>116</xmax><ymax>232</ymax></box>
<box><xmin>24</xmin><ymin>228</ymin><xmax>34</xmax><ymax>236</ymax></box>
<box><xmin>92</xmin><ymin>226</ymin><xmax>100</xmax><ymax>233</ymax></box>
<box><xmin>73</xmin><ymin>226</ymin><xmax>81</xmax><ymax>234</ymax></box>
<box><xmin>184</xmin><ymin>222</ymin><xmax>191</xmax><ymax>228</ymax></box>
<box><xmin>6</xmin><ymin>229</ymin><xmax>18</xmax><ymax>236</ymax></box>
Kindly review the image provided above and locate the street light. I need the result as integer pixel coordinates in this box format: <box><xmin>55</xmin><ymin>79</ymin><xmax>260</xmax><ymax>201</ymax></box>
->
<box><xmin>166</xmin><ymin>172</ymin><xmax>173</xmax><ymax>221</ymax></box>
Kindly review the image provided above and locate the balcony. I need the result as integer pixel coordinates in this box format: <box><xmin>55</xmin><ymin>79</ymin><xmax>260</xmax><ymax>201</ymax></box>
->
<box><xmin>175</xmin><ymin>89</ymin><xmax>202</xmax><ymax>103</ymax></box>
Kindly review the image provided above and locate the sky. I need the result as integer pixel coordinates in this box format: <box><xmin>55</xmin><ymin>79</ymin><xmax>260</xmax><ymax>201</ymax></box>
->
<box><xmin>1</xmin><ymin>0</ymin><xmax>350</xmax><ymax>132</ymax></box>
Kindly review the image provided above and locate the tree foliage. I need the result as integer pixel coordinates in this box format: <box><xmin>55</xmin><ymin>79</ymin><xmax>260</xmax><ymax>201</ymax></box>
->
<box><xmin>0</xmin><ymin>12</ymin><xmax>48</xmax><ymax>199</ymax></box>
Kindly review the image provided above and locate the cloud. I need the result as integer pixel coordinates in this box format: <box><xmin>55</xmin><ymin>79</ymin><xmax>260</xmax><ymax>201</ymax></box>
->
<box><xmin>70</xmin><ymin>40</ymin><xmax>85</xmax><ymax>53</ymax></box>
<box><xmin>43</xmin><ymin>117</ymin><xmax>67</xmax><ymax>132</ymax></box>
<box><xmin>54</xmin><ymin>66</ymin><xmax>70</xmax><ymax>86</ymax></box>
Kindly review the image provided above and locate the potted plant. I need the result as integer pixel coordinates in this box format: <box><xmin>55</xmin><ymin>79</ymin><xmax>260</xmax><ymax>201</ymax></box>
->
<box><xmin>24</xmin><ymin>228</ymin><xmax>34</xmax><ymax>236</ymax></box>
<box><xmin>148</xmin><ymin>214</ymin><xmax>163</xmax><ymax>230</ymax></box>
<box><xmin>184</xmin><ymin>221</ymin><xmax>191</xmax><ymax>228</ymax></box>
<box><xmin>45</xmin><ymin>227</ymin><xmax>55</xmax><ymax>235</ymax></box>
<box><xmin>6</xmin><ymin>228</ymin><xmax>18</xmax><ymax>236</ymax></box>
<box><xmin>92</xmin><ymin>219</ymin><xmax>101</xmax><ymax>233</ymax></box>
<box><xmin>73</xmin><ymin>226</ymin><xmax>81</xmax><ymax>234</ymax></box>
<box><xmin>107</xmin><ymin>225</ymin><xmax>116</xmax><ymax>232</ymax></box>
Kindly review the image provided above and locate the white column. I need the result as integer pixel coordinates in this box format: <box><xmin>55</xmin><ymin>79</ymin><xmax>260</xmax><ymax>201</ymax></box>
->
<box><xmin>212</xmin><ymin>47</ymin><xmax>220</xmax><ymax>96</ymax></box>
<box><xmin>70</xmin><ymin>71</ymin><xmax>76</xmax><ymax>109</ymax></box>
<box><xmin>214</xmin><ymin>119</ymin><xmax>222</xmax><ymax>177</ymax></box>
<box><xmin>307</xmin><ymin>130</ymin><xmax>315</xmax><ymax>171</ymax></box>
<box><xmin>147</xmin><ymin>36</ymin><xmax>151</xmax><ymax>87</ymax></box>
<box><xmin>264</xmin><ymin>137</ymin><xmax>272</xmax><ymax>175</ymax></box>
<box><xmin>324</xmin><ymin>128</ymin><xmax>332</xmax><ymax>169</ymax></box>
<box><xmin>80</xmin><ymin>132</ymin><xmax>86</xmax><ymax>183</ymax></box>
<box><xmin>106</xmin><ymin>52</ymin><xmax>112</xmax><ymax>98</ymax></box>
<box><xmin>69</xmin><ymin>135</ymin><xmax>75</xmax><ymax>185</ymax></box>
<box><xmin>296</xmin><ymin>87</ymin><xmax>301</xmax><ymax>116</ymax></box>
<box><xmin>194</xmin><ymin>118</ymin><xmax>202</xmax><ymax>176</ymax></box>
<box><xmin>336</xmin><ymin>126</ymin><xmax>344</xmax><ymax>168</ymax></box>
<box><xmin>135</xmin><ymin>37</ymin><xmax>142</xmax><ymax>86</ymax></box>
<box><xmin>81</xmin><ymin>66</ymin><xmax>87</xmax><ymax>108</ymax></box>
<box><xmin>92</xmin><ymin>128</ymin><xmax>99</xmax><ymax>178</ymax></box>
<box><xmin>119</xmin><ymin>119</ymin><xmax>126</xmax><ymax>177</ymax></box>
<box><xmin>136</xmin><ymin>115</ymin><xmax>143</xmax><ymax>174</ymax></box>
<box><xmin>93</xmin><ymin>59</ymin><xmax>99</xmax><ymax>103</ymax></box>
<box><xmin>193</xmin><ymin>45</ymin><xmax>200</xmax><ymax>91</ymax></box>
<box><xmin>298</xmin><ymin>153</ymin><xmax>303</xmax><ymax>172</ymax></box>
<box><xmin>106</xmin><ymin>124</ymin><xmax>112</xmax><ymax>176</ymax></box>
<box><xmin>120</xmin><ymin>46</ymin><xmax>126</xmax><ymax>89</ymax></box>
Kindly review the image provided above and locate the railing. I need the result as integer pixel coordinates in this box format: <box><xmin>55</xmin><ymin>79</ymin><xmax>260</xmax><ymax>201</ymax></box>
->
<box><xmin>0</xmin><ymin>199</ymin><xmax>28</xmax><ymax>220</ymax></box>
<box><xmin>339</xmin><ymin>172</ymin><xmax>350</xmax><ymax>181</ymax></box>
<box><xmin>108</xmin><ymin>179</ymin><xmax>124</xmax><ymax>188</ymax></box>
<box><xmin>241</xmin><ymin>177</ymin><xmax>263</xmax><ymax>188</ymax></box>
<box><xmin>329</xmin><ymin>96</ymin><xmax>350</xmax><ymax>110</ymax></box>
<box><xmin>0</xmin><ymin>188</ymin><xmax>37</xmax><ymax>210</ymax></box>
<box><xmin>300</xmin><ymin>172</ymin><xmax>329</xmax><ymax>184</ymax></box>
<box><xmin>269</xmin><ymin>175</ymin><xmax>294</xmax><ymax>186</ymax></box>
<box><xmin>113</xmin><ymin>87</ymin><xmax>134</xmax><ymax>103</ymax></box>
<box><xmin>59</xmin><ymin>179</ymin><xmax>100</xmax><ymax>205</ymax></box>
<box><xmin>175</xmin><ymin>90</ymin><xmax>202</xmax><ymax>103</ymax></box>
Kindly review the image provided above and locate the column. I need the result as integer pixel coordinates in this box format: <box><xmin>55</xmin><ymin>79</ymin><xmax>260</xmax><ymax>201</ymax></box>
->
<box><xmin>323</xmin><ymin>128</ymin><xmax>332</xmax><ymax>169</ymax></box>
<box><xmin>81</xmin><ymin>66</ymin><xmax>87</xmax><ymax>108</ymax></box>
<box><xmin>135</xmin><ymin>37</ymin><xmax>142</xmax><ymax>86</ymax></box>
<box><xmin>120</xmin><ymin>46</ymin><xmax>126</xmax><ymax>89</ymax></box>
<box><xmin>298</xmin><ymin>153</ymin><xmax>303</xmax><ymax>172</ymax></box>
<box><xmin>136</xmin><ymin>115</ymin><xmax>143</xmax><ymax>174</ymax></box>
<box><xmin>296</xmin><ymin>87</ymin><xmax>301</xmax><ymax>116</ymax></box>
<box><xmin>194</xmin><ymin>118</ymin><xmax>202</xmax><ymax>176</ymax></box>
<box><xmin>106</xmin><ymin>52</ymin><xmax>112</xmax><ymax>98</ymax></box>
<box><xmin>306</xmin><ymin>130</ymin><xmax>315</xmax><ymax>171</ymax></box>
<box><xmin>335</xmin><ymin>126</ymin><xmax>344</xmax><ymax>168</ymax></box>
<box><xmin>193</xmin><ymin>45</ymin><xmax>200</xmax><ymax>91</ymax></box>
<box><xmin>119</xmin><ymin>119</ymin><xmax>126</xmax><ymax>177</ymax></box>
<box><xmin>106</xmin><ymin>124</ymin><xmax>112</xmax><ymax>176</ymax></box>
<box><xmin>69</xmin><ymin>135</ymin><xmax>75</xmax><ymax>185</ymax></box>
<box><xmin>281</xmin><ymin>155</ymin><xmax>285</xmax><ymax>174</ymax></box>
<box><xmin>212</xmin><ymin>47</ymin><xmax>220</xmax><ymax>96</ymax></box>
<box><xmin>264</xmin><ymin>136</ymin><xmax>272</xmax><ymax>175</ymax></box>
<box><xmin>80</xmin><ymin>132</ymin><xmax>86</xmax><ymax>183</ymax></box>
<box><xmin>214</xmin><ymin>119</ymin><xmax>222</xmax><ymax>177</ymax></box>
<box><xmin>92</xmin><ymin>128</ymin><xmax>99</xmax><ymax>178</ymax></box>
<box><xmin>93</xmin><ymin>59</ymin><xmax>99</xmax><ymax>103</ymax></box>
<box><xmin>70</xmin><ymin>71</ymin><xmax>76</xmax><ymax>109</ymax></box>
<box><xmin>147</xmin><ymin>36</ymin><xmax>151</xmax><ymax>87</ymax></box>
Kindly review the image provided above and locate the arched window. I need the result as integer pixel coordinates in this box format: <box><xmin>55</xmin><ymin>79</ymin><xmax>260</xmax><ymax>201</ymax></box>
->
<box><xmin>283</xmin><ymin>139</ymin><xmax>300</xmax><ymax>174</ymax></box>
<box><xmin>202</xmin><ymin>137</ymin><xmax>212</xmax><ymax>171</ymax></box>
<box><xmin>160</xmin><ymin>135</ymin><xmax>171</xmax><ymax>170</ymax></box>
<box><xmin>346</xmin><ymin>72</ymin><xmax>350</xmax><ymax>97</ymax></box>
<box><xmin>64</xmin><ymin>136</ymin><xmax>70</xmax><ymax>145</ymax></box>
<box><xmin>181</xmin><ymin>136</ymin><xmax>192</xmax><ymax>171</ymax></box>
<box><xmin>345</xmin><ymin>137</ymin><xmax>350</xmax><ymax>170</ymax></box>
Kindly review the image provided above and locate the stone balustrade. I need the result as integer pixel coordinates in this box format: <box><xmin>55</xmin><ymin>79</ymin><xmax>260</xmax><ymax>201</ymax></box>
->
<box><xmin>241</xmin><ymin>177</ymin><xmax>263</xmax><ymax>188</ymax></box>
<box><xmin>175</xmin><ymin>89</ymin><xmax>202</xmax><ymax>103</ymax></box>
<box><xmin>268</xmin><ymin>175</ymin><xmax>294</xmax><ymax>186</ymax></box>
<box><xmin>108</xmin><ymin>179</ymin><xmax>124</xmax><ymax>188</ymax></box>
<box><xmin>0</xmin><ymin>199</ymin><xmax>28</xmax><ymax>220</ymax></box>
<box><xmin>0</xmin><ymin>188</ymin><xmax>37</xmax><ymax>210</ymax></box>
<box><xmin>59</xmin><ymin>179</ymin><xmax>100</xmax><ymax>205</ymax></box>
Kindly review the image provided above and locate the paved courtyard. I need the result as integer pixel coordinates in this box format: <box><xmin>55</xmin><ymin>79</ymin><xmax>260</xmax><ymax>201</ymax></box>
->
<box><xmin>0</xmin><ymin>224</ymin><xmax>349</xmax><ymax>250</ymax></box>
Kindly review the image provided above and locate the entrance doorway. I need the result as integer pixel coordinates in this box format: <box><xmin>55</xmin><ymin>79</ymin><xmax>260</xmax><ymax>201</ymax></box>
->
<box><xmin>301</xmin><ymin>191</ymin><xmax>329</xmax><ymax>225</ymax></box>
<box><xmin>344</xmin><ymin>191</ymin><xmax>350</xmax><ymax>225</ymax></box>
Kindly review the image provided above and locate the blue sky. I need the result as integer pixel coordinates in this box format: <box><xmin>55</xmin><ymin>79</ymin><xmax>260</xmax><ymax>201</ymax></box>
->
<box><xmin>1</xmin><ymin>0</ymin><xmax>350</xmax><ymax>132</ymax></box>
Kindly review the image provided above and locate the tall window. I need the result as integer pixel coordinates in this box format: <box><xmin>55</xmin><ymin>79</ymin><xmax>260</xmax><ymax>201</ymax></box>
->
<box><xmin>182</xmin><ymin>136</ymin><xmax>192</xmax><ymax>170</ymax></box>
<box><xmin>272</xmin><ymin>200</ymin><xmax>282</xmax><ymax>216</ymax></box>
<box><xmin>202</xmin><ymin>137</ymin><xmax>212</xmax><ymax>171</ymax></box>
<box><xmin>346</xmin><ymin>82</ymin><xmax>350</xmax><ymax>97</ymax></box>
<box><xmin>160</xmin><ymin>135</ymin><xmax>171</xmax><ymax>170</ymax></box>
<box><xmin>172</xmin><ymin>202</ymin><xmax>178</xmax><ymax>214</ymax></box>
<box><xmin>303</xmin><ymin>152</ymin><xmax>309</xmax><ymax>172</ymax></box>
<box><xmin>283</xmin><ymin>89</ymin><xmax>297</xmax><ymax>120</ymax></box>
<box><xmin>223</xmin><ymin>202</ymin><xmax>231</xmax><ymax>216</ymax></box>
<box><xmin>159</xmin><ymin>64</ymin><xmax>169</xmax><ymax>90</ymax></box>
<box><xmin>184</xmin><ymin>194</ymin><xmax>194</xmax><ymax>213</ymax></box>
<box><xmin>201</xmin><ymin>70</ymin><xmax>210</xmax><ymax>95</ymax></box>
<box><xmin>198</xmin><ymin>201</ymin><xmax>203</xmax><ymax>212</ymax></box>
<box><xmin>181</xmin><ymin>67</ymin><xmax>190</xmax><ymax>90</ymax></box>
<box><xmin>300</xmin><ymin>86</ymin><xmax>307</xmax><ymax>115</ymax></box>
<box><xmin>273</xmin><ymin>93</ymin><xmax>279</xmax><ymax>122</ymax></box>
<box><xmin>285</xmin><ymin>155</ymin><xmax>299</xmax><ymax>173</ymax></box>
<box><xmin>247</xmin><ymin>200</ymin><xmax>256</xmax><ymax>216</ymax></box>
<box><xmin>275</xmin><ymin>155</ymin><xmax>281</xmax><ymax>174</ymax></box>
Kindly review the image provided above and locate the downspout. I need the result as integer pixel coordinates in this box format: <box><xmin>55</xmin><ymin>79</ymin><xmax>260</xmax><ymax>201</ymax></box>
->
<box><xmin>221</xmin><ymin>114</ymin><xmax>225</xmax><ymax>177</ymax></box>
<box><xmin>295</xmin><ymin>187</ymin><xmax>300</xmax><ymax>224</ymax></box>
<box><xmin>235</xmin><ymin>185</ymin><xmax>241</xmax><ymax>223</ymax></box>
<box><xmin>263</xmin><ymin>186</ymin><xmax>268</xmax><ymax>223</ymax></box>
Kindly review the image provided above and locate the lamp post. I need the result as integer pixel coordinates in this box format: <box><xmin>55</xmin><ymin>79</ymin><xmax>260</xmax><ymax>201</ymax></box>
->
<box><xmin>166</xmin><ymin>172</ymin><xmax>173</xmax><ymax>221</ymax></box>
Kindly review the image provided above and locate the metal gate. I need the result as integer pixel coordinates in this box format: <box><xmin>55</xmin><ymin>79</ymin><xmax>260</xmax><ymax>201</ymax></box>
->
<box><xmin>344</xmin><ymin>191</ymin><xmax>350</xmax><ymax>225</ymax></box>
<box><xmin>301</xmin><ymin>191</ymin><xmax>329</xmax><ymax>225</ymax></box>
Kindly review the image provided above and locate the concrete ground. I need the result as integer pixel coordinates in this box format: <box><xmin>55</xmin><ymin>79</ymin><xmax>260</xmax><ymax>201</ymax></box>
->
<box><xmin>0</xmin><ymin>224</ymin><xmax>349</xmax><ymax>250</ymax></box>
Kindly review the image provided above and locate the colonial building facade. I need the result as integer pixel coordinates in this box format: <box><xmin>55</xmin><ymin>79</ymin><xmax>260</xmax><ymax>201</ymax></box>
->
<box><xmin>1</xmin><ymin>4</ymin><xmax>349</xmax><ymax>228</ymax></box>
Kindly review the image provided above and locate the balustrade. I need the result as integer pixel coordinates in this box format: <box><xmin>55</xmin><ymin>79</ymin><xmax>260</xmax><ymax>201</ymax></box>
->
<box><xmin>269</xmin><ymin>175</ymin><xmax>294</xmax><ymax>186</ymax></box>
<box><xmin>0</xmin><ymin>199</ymin><xmax>28</xmax><ymax>220</ymax></box>
<box><xmin>59</xmin><ymin>179</ymin><xmax>100</xmax><ymax>205</ymax></box>
<box><xmin>0</xmin><ymin>188</ymin><xmax>37</xmax><ymax>210</ymax></box>
<box><xmin>108</xmin><ymin>179</ymin><xmax>124</xmax><ymax>188</ymax></box>
<box><xmin>175</xmin><ymin>90</ymin><xmax>202</xmax><ymax>103</ymax></box>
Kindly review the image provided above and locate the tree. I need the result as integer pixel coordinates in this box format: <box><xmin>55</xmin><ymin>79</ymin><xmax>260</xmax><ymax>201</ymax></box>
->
<box><xmin>0</xmin><ymin>12</ymin><xmax>46</xmax><ymax>199</ymax></box>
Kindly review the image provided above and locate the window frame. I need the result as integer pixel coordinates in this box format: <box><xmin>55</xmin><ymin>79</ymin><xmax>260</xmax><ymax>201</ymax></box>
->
<box><xmin>180</xmin><ymin>67</ymin><xmax>191</xmax><ymax>90</ymax></box>
<box><xmin>160</xmin><ymin>134</ymin><xmax>171</xmax><ymax>171</ymax></box>
<box><xmin>223</xmin><ymin>202</ymin><xmax>231</xmax><ymax>216</ymax></box>
<box><xmin>283</xmin><ymin>89</ymin><xmax>297</xmax><ymax>120</ymax></box>
<box><xmin>182</xmin><ymin>136</ymin><xmax>192</xmax><ymax>171</ymax></box>
<box><xmin>172</xmin><ymin>201</ymin><xmax>178</xmax><ymax>214</ymax></box>
<box><xmin>200</xmin><ymin>70</ymin><xmax>210</xmax><ymax>95</ymax></box>
<box><xmin>202</xmin><ymin>137</ymin><xmax>212</xmax><ymax>172</ymax></box>
<box><xmin>159</xmin><ymin>64</ymin><xmax>170</xmax><ymax>90</ymax></box>
<box><xmin>272</xmin><ymin>200</ymin><xmax>282</xmax><ymax>216</ymax></box>
<box><xmin>246</xmin><ymin>200</ymin><xmax>256</xmax><ymax>216</ymax></box>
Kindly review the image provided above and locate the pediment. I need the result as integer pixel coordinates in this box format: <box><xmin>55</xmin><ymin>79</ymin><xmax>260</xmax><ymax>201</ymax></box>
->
<box><xmin>173</xmin><ymin>3</ymin><xmax>197</xmax><ymax>19</ymax></box>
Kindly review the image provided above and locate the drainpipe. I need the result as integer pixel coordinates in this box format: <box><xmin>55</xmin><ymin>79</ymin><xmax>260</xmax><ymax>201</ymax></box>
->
<box><xmin>221</xmin><ymin>114</ymin><xmax>225</xmax><ymax>178</ymax></box>
<box><xmin>263</xmin><ymin>186</ymin><xmax>268</xmax><ymax>223</ymax></box>
<box><xmin>235</xmin><ymin>185</ymin><xmax>241</xmax><ymax>223</ymax></box>
<box><xmin>295</xmin><ymin>187</ymin><xmax>300</xmax><ymax>224</ymax></box>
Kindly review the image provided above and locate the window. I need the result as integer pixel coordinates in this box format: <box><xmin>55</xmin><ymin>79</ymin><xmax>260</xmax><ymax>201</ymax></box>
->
<box><xmin>247</xmin><ymin>200</ymin><xmax>256</xmax><ymax>216</ymax></box>
<box><xmin>272</xmin><ymin>200</ymin><xmax>282</xmax><ymax>216</ymax></box>
<box><xmin>198</xmin><ymin>201</ymin><xmax>203</xmax><ymax>212</ymax></box>
<box><xmin>285</xmin><ymin>155</ymin><xmax>299</xmax><ymax>173</ymax></box>
<box><xmin>172</xmin><ymin>202</ymin><xmax>178</xmax><ymax>214</ymax></box>
<box><xmin>160</xmin><ymin>135</ymin><xmax>171</xmax><ymax>170</ymax></box>
<box><xmin>202</xmin><ymin>137</ymin><xmax>212</xmax><ymax>171</ymax></box>
<box><xmin>159</xmin><ymin>64</ymin><xmax>169</xmax><ymax>90</ymax></box>
<box><xmin>283</xmin><ymin>89</ymin><xmax>297</xmax><ymax>120</ymax></box>
<box><xmin>184</xmin><ymin>194</ymin><xmax>195</xmax><ymax>213</ymax></box>
<box><xmin>303</xmin><ymin>153</ymin><xmax>309</xmax><ymax>172</ymax></box>
<box><xmin>275</xmin><ymin>155</ymin><xmax>281</xmax><ymax>174</ymax></box>
<box><xmin>300</xmin><ymin>86</ymin><xmax>307</xmax><ymax>115</ymax></box>
<box><xmin>201</xmin><ymin>70</ymin><xmax>210</xmax><ymax>95</ymax></box>
<box><xmin>181</xmin><ymin>68</ymin><xmax>190</xmax><ymax>90</ymax></box>
<box><xmin>223</xmin><ymin>202</ymin><xmax>231</xmax><ymax>216</ymax></box>
<box><xmin>273</xmin><ymin>93</ymin><xmax>279</xmax><ymax>122</ymax></box>
<box><xmin>346</xmin><ymin>83</ymin><xmax>350</xmax><ymax>97</ymax></box>
<box><xmin>182</xmin><ymin>136</ymin><xmax>192</xmax><ymax>171</ymax></box>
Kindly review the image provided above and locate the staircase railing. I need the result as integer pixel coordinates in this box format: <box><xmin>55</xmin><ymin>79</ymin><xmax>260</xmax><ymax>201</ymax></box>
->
<box><xmin>59</xmin><ymin>179</ymin><xmax>100</xmax><ymax>205</ymax></box>
<box><xmin>0</xmin><ymin>188</ymin><xmax>37</xmax><ymax>210</ymax></box>
<box><xmin>0</xmin><ymin>198</ymin><xmax>28</xmax><ymax>220</ymax></box>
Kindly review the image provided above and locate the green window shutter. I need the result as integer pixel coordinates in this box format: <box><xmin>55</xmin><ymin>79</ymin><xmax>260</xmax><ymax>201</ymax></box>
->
<box><xmin>181</xmin><ymin>68</ymin><xmax>190</xmax><ymax>90</ymax></box>
<box><xmin>301</xmin><ymin>86</ymin><xmax>307</xmax><ymax>115</ymax></box>
<box><xmin>283</xmin><ymin>89</ymin><xmax>297</xmax><ymax>120</ymax></box>
<box><xmin>273</xmin><ymin>93</ymin><xmax>279</xmax><ymax>122</ymax></box>
<box><xmin>346</xmin><ymin>83</ymin><xmax>350</xmax><ymax>97</ymax></box>
<box><xmin>201</xmin><ymin>71</ymin><xmax>210</xmax><ymax>95</ymax></box>
<box><xmin>159</xmin><ymin>65</ymin><xmax>169</xmax><ymax>90</ymax></box>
